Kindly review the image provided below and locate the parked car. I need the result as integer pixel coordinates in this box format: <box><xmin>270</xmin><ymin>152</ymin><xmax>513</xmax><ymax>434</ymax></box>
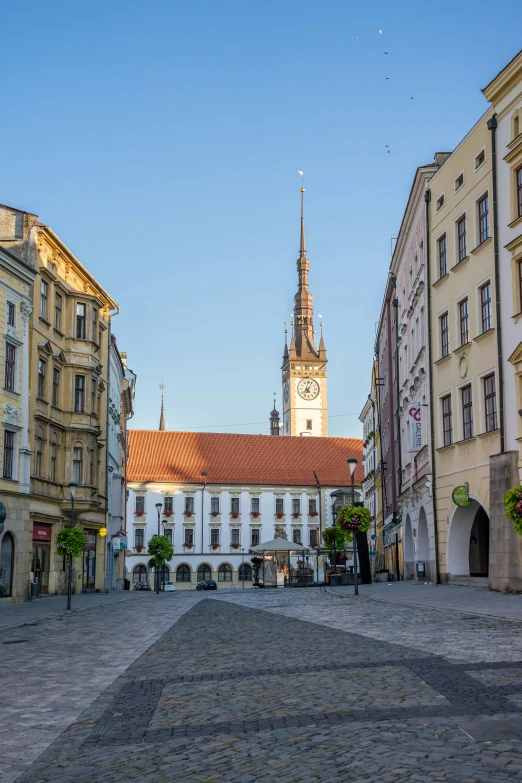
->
<box><xmin>161</xmin><ymin>581</ymin><xmax>176</xmax><ymax>592</ymax></box>
<box><xmin>196</xmin><ymin>580</ymin><xmax>217</xmax><ymax>591</ymax></box>
<box><xmin>133</xmin><ymin>582</ymin><xmax>151</xmax><ymax>591</ymax></box>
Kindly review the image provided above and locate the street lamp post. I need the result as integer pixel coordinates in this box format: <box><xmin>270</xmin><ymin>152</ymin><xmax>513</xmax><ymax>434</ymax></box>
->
<box><xmin>348</xmin><ymin>458</ymin><xmax>358</xmax><ymax>596</ymax></box>
<box><xmin>67</xmin><ymin>482</ymin><xmax>78</xmax><ymax>611</ymax></box>
<box><xmin>155</xmin><ymin>502</ymin><xmax>162</xmax><ymax>594</ymax></box>
<box><xmin>241</xmin><ymin>547</ymin><xmax>245</xmax><ymax>588</ymax></box>
<box><xmin>201</xmin><ymin>471</ymin><xmax>207</xmax><ymax>553</ymax></box>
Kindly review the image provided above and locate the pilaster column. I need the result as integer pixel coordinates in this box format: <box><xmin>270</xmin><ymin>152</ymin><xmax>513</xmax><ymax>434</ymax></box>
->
<box><xmin>19</xmin><ymin>300</ymin><xmax>32</xmax><ymax>493</ymax></box>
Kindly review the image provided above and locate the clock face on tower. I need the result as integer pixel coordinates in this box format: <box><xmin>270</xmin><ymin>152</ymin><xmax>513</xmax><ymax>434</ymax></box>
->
<box><xmin>297</xmin><ymin>378</ymin><xmax>320</xmax><ymax>400</ymax></box>
<box><xmin>284</xmin><ymin>381</ymin><xmax>290</xmax><ymax>404</ymax></box>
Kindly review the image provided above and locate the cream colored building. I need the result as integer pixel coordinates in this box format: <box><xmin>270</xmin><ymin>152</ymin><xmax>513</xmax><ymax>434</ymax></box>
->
<box><xmin>0</xmin><ymin>203</ymin><xmax>118</xmax><ymax>597</ymax></box>
<box><xmin>0</xmin><ymin>240</ymin><xmax>36</xmax><ymax>602</ymax></box>
<box><xmin>428</xmin><ymin>111</ymin><xmax>499</xmax><ymax>584</ymax></box>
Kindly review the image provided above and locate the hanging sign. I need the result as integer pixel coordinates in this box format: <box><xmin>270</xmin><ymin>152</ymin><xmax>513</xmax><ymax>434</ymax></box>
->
<box><xmin>452</xmin><ymin>485</ymin><xmax>471</xmax><ymax>507</ymax></box>
<box><xmin>407</xmin><ymin>403</ymin><xmax>422</xmax><ymax>452</ymax></box>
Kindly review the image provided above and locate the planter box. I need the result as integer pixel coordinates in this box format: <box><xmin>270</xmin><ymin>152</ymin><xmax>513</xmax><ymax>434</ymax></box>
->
<box><xmin>374</xmin><ymin>573</ymin><xmax>390</xmax><ymax>582</ymax></box>
<box><xmin>329</xmin><ymin>573</ymin><xmax>355</xmax><ymax>586</ymax></box>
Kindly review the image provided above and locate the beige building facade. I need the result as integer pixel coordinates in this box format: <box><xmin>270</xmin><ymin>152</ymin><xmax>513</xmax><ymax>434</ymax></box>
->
<box><xmin>428</xmin><ymin>112</ymin><xmax>500</xmax><ymax>584</ymax></box>
<box><xmin>0</xmin><ymin>204</ymin><xmax>118</xmax><ymax>597</ymax></box>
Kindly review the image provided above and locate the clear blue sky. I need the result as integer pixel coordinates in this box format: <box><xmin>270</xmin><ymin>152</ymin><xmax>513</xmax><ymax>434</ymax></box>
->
<box><xmin>2</xmin><ymin>1</ymin><xmax>521</xmax><ymax>436</ymax></box>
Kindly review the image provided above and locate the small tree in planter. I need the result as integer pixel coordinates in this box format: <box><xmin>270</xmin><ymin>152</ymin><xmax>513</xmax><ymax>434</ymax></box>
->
<box><xmin>56</xmin><ymin>528</ymin><xmax>87</xmax><ymax>605</ymax></box>
<box><xmin>147</xmin><ymin>534</ymin><xmax>174</xmax><ymax>594</ymax></box>
<box><xmin>504</xmin><ymin>486</ymin><xmax>522</xmax><ymax>535</ymax></box>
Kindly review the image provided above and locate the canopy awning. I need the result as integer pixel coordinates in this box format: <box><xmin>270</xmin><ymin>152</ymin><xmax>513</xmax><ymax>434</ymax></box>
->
<box><xmin>251</xmin><ymin>538</ymin><xmax>309</xmax><ymax>553</ymax></box>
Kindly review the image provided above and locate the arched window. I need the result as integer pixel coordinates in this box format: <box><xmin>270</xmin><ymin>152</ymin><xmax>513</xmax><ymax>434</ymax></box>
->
<box><xmin>0</xmin><ymin>533</ymin><xmax>15</xmax><ymax>596</ymax></box>
<box><xmin>197</xmin><ymin>563</ymin><xmax>212</xmax><ymax>582</ymax></box>
<box><xmin>159</xmin><ymin>564</ymin><xmax>170</xmax><ymax>582</ymax></box>
<box><xmin>176</xmin><ymin>564</ymin><xmax>191</xmax><ymax>582</ymax></box>
<box><xmin>239</xmin><ymin>563</ymin><xmax>252</xmax><ymax>581</ymax></box>
<box><xmin>133</xmin><ymin>564</ymin><xmax>148</xmax><ymax>584</ymax></box>
<box><xmin>218</xmin><ymin>563</ymin><xmax>233</xmax><ymax>582</ymax></box>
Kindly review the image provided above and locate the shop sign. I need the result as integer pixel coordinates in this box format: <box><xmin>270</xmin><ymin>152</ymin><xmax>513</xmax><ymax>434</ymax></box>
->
<box><xmin>407</xmin><ymin>403</ymin><xmax>422</xmax><ymax>452</ymax></box>
<box><xmin>112</xmin><ymin>537</ymin><xmax>121</xmax><ymax>551</ymax></box>
<box><xmin>33</xmin><ymin>523</ymin><xmax>52</xmax><ymax>541</ymax></box>
<box><xmin>119</xmin><ymin>536</ymin><xmax>127</xmax><ymax>552</ymax></box>
<box><xmin>452</xmin><ymin>484</ymin><xmax>471</xmax><ymax>507</ymax></box>
<box><xmin>124</xmin><ymin>549</ymin><xmax>133</xmax><ymax>557</ymax></box>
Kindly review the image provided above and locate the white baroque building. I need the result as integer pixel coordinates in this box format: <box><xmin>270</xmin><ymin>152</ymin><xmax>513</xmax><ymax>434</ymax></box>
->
<box><xmin>125</xmin><ymin>430</ymin><xmax>362</xmax><ymax>589</ymax></box>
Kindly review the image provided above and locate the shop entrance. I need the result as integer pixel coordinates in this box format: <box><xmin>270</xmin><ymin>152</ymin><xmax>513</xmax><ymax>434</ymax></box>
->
<box><xmin>32</xmin><ymin>523</ymin><xmax>52</xmax><ymax>594</ymax></box>
<box><xmin>83</xmin><ymin>530</ymin><xmax>97</xmax><ymax>590</ymax></box>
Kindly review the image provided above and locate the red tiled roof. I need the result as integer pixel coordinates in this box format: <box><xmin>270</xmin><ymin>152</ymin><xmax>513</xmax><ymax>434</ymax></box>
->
<box><xmin>127</xmin><ymin>431</ymin><xmax>363</xmax><ymax>487</ymax></box>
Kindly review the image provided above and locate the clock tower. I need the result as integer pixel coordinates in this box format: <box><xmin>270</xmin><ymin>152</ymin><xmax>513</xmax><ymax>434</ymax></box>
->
<box><xmin>282</xmin><ymin>189</ymin><xmax>328</xmax><ymax>437</ymax></box>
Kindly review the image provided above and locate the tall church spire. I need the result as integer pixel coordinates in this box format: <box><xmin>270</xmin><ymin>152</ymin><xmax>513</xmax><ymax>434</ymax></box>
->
<box><xmin>294</xmin><ymin>188</ymin><xmax>317</xmax><ymax>359</ymax></box>
<box><xmin>159</xmin><ymin>383</ymin><xmax>166</xmax><ymax>431</ymax></box>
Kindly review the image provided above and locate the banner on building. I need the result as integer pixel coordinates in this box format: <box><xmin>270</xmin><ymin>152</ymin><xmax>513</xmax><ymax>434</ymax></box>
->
<box><xmin>407</xmin><ymin>403</ymin><xmax>422</xmax><ymax>452</ymax></box>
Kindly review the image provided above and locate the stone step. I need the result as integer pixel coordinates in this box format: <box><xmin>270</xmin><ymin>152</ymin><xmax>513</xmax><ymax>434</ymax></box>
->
<box><xmin>448</xmin><ymin>575</ymin><xmax>489</xmax><ymax>588</ymax></box>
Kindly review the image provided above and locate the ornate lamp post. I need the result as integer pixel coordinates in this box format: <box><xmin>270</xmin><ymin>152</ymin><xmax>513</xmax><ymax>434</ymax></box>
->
<box><xmin>155</xmin><ymin>502</ymin><xmax>162</xmax><ymax>593</ymax></box>
<box><xmin>347</xmin><ymin>458</ymin><xmax>358</xmax><ymax>595</ymax></box>
<box><xmin>67</xmin><ymin>482</ymin><xmax>78</xmax><ymax>610</ymax></box>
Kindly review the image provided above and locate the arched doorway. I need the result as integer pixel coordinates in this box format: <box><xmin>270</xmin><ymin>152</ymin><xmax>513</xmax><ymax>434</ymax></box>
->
<box><xmin>447</xmin><ymin>500</ymin><xmax>489</xmax><ymax>578</ymax></box>
<box><xmin>418</xmin><ymin>508</ymin><xmax>430</xmax><ymax>579</ymax></box>
<box><xmin>403</xmin><ymin>516</ymin><xmax>414</xmax><ymax>580</ymax></box>
<box><xmin>0</xmin><ymin>533</ymin><xmax>14</xmax><ymax>597</ymax></box>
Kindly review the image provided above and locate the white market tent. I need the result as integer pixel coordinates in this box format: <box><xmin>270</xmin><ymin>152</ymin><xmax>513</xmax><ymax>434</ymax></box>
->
<box><xmin>251</xmin><ymin>538</ymin><xmax>309</xmax><ymax>553</ymax></box>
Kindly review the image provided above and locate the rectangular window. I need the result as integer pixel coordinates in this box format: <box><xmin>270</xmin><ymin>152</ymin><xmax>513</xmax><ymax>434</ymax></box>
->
<box><xmin>438</xmin><ymin>234</ymin><xmax>447</xmax><ymax>278</ymax></box>
<box><xmin>251</xmin><ymin>528</ymin><xmax>260</xmax><ymax>546</ymax></box>
<box><xmin>308</xmin><ymin>498</ymin><xmax>317</xmax><ymax>515</ymax></box>
<box><xmin>72</xmin><ymin>447</ymin><xmax>83</xmax><ymax>484</ymax></box>
<box><xmin>478</xmin><ymin>194</ymin><xmax>489</xmax><ymax>244</ymax></box>
<box><xmin>50</xmin><ymin>443</ymin><xmax>57</xmax><ymax>482</ymax></box>
<box><xmin>52</xmin><ymin>368</ymin><xmax>60</xmax><ymax>407</ymax></box>
<box><xmin>185</xmin><ymin>496</ymin><xmax>194</xmax><ymax>513</ymax></box>
<box><xmin>74</xmin><ymin>375</ymin><xmax>85</xmax><ymax>412</ymax></box>
<box><xmin>275</xmin><ymin>497</ymin><xmax>284</xmax><ymax>514</ymax></box>
<box><xmin>37</xmin><ymin>359</ymin><xmax>46</xmax><ymax>399</ymax></box>
<box><xmin>210</xmin><ymin>496</ymin><xmax>220</xmax><ymax>514</ymax></box>
<box><xmin>40</xmin><ymin>280</ymin><xmax>48</xmax><ymax>319</ymax></box>
<box><xmin>3</xmin><ymin>431</ymin><xmax>14</xmax><ymax>479</ymax></box>
<box><xmin>184</xmin><ymin>528</ymin><xmax>194</xmax><ymax>546</ymax></box>
<box><xmin>164</xmin><ymin>495</ymin><xmax>173</xmax><ymax>512</ymax></box>
<box><xmin>5</xmin><ymin>343</ymin><xmax>16</xmax><ymax>391</ymax></box>
<box><xmin>516</xmin><ymin>166</ymin><xmax>522</xmax><ymax>217</ymax></box>
<box><xmin>135</xmin><ymin>496</ymin><xmax>145</xmax><ymax>512</ymax></box>
<box><xmin>440</xmin><ymin>313</ymin><xmax>449</xmax><ymax>357</ymax></box>
<box><xmin>91</xmin><ymin>379</ymin><xmax>96</xmax><ymax>413</ymax></box>
<box><xmin>519</xmin><ymin>261</ymin><xmax>522</xmax><ymax>313</ymax></box>
<box><xmin>54</xmin><ymin>293</ymin><xmax>62</xmax><ymax>331</ymax></box>
<box><xmin>135</xmin><ymin>528</ymin><xmax>144</xmax><ymax>548</ymax></box>
<box><xmin>251</xmin><ymin>497</ymin><xmax>260</xmax><ymax>514</ymax></box>
<box><xmin>7</xmin><ymin>302</ymin><xmax>15</xmax><ymax>326</ymax></box>
<box><xmin>211</xmin><ymin>528</ymin><xmax>220</xmax><ymax>546</ymax></box>
<box><xmin>231</xmin><ymin>528</ymin><xmax>240</xmax><ymax>545</ymax></box>
<box><xmin>92</xmin><ymin>308</ymin><xmax>98</xmax><ymax>340</ymax></box>
<box><xmin>309</xmin><ymin>528</ymin><xmax>319</xmax><ymax>547</ymax></box>
<box><xmin>292</xmin><ymin>528</ymin><xmax>302</xmax><ymax>544</ymax></box>
<box><xmin>455</xmin><ymin>173</ymin><xmax>464</xmax><ymax>191</ymax></box>
<box><xmin>459</xmin><ymin>299</ymin><xmax>469</xmax><ymax>346</ymax></box>
<box><xmin>35</xmin><ymin>437</ymin><xmax>42</xmax><ymax>477</ymax></box>
<box><xmin>484</xmin><ymin>374</ymin><xmax>497</xmax><ymax>433</ymax></box>
<box><xmin>475</xmin><ymin>149</ymin><xmax>485</xmax><ymax>169</ymax></box>
<box><xmin>292</xmin><ymin>498</ymin><xmax>301</xmax><ymax>515</ymax></box>
<box><xmin>165</xmin><ymin>528</ymin><xmax>173</xmax><ymax>544</ymax></box>
<box><xmin>462</xmin><ymin>385</ymin><xmax>474</xmax><ymax>440</ymax></box>
<box><xmin>457</xmin><ymin>216</ymin><xmax>467</xmax><ymax>262</ymax></box>
<box><xmin>480</xmin><ymin>282</ymin><xmax>492</xmax><ymax>333</ymax></box>
<box><xmin>76</xmin><ymin>303</ymin><xmax>86</xmax><ymax>339</ymax></box>
<box><xmin>231</xmin><ymin>497</ymin><xmax>240</xmax><ymax>514</ymax></box>
<box><xmin>436</xmin><ymin>194</ymin><xmax>444</xmax><ymax>210</ymax></box>
<box><xmin>306</xmin><ymin>419</ymin><xmax>312</xmax><ymax>430</ymax></box>
<box><xmin>442</xmin><ymin>395</ymin><xmax>452</xmax><ymax>447</ymax></box>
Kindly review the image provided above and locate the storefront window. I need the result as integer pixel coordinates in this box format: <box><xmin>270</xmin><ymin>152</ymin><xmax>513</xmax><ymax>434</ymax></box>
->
<box><xmin>0</xmin><ymin>533</ymin><xmax>14</xmax><ymax>597</ymax></box>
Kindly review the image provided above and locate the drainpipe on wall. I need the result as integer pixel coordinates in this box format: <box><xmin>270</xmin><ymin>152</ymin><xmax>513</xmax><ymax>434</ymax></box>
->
<box><xmin>425</xmin><ymin>188</ymin><xmax>440</xmax><ymax>583</ymax></box>
<box><xmin>487</xmin><ymin>114</ymin><xmax>506</xmax><ymax>454</ymax></box>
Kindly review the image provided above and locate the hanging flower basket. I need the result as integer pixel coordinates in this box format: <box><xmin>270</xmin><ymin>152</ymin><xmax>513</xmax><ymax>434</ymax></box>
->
<box><xmin>183</xmin><ymin>542</ymin><xmax>193</xmax><ymax>549</ymax></box>
<box><xmin>251</xmin><ymin>512</ymin><xmax>260</xmax><ymax>518</ymax></box>
<box><xmin>135</xmin><ymin>509</ymin><xmax>144</xmax><ymax>517</ymax></box>
<box><xmin>136</xmin><ymin>544</ymin><xmax>144</xmax><ymax>552</ymax></box>
<box><xmin>164</xmin><ymin>510</ymin><xmax>173</xmax><ymax>518</ymax></box>
<box><xmin>231</xmin><ymin>543</ymin><xmax>240</xmax><ymax>549</ymax></box>
<box><xmin>184</xmin><ymin>511</ymin><xmax>193</xmax><ymax>518</ymax></box>
<box><xmin>276</xmin><ymin>512</ymin><xmax>285</xmax><ymax>519</ymax></box>
<box><xmin>337</xmin><ymin>506</ymin><xmax>372</xmax><ymax>534</ymax></box>
<box><xmin>231</xmin><ymin>511</ymin><xmax>240</xmax><ymax>519</ymax></box>
<box><xmin>211</xmin><ymin>543</ymin><xmax>220</xmax><ymax>550</ymax></box>
<box><xmin>504</xmin><ymin>486</ymin><xmax>522</xmax><ymax>535</ymax></box>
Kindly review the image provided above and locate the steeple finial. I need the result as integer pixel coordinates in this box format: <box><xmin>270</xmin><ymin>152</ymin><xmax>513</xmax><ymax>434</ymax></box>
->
<box><xmin>300</xmin><ymin>188</ymin><xmax>306</xmax><ymax>259</ymax></box>
<box><xmin>159</xmin><ymin>382</ymin><xmax>166</xmax><ymax>431</ymax></box>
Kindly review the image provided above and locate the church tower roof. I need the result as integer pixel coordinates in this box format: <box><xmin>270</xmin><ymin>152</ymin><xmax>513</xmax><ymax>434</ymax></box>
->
<box><xmin>293</xmin><ymin>189</ymin><xmax>320</xmax><ymax>360</ymax></box>
<box><xmin>159</xmin><ymin>384</ymin><xmax>166</xmax><ymax>431</ymax></box>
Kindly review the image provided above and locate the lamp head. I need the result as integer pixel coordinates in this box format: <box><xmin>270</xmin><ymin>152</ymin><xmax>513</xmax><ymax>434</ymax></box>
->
<box><xmin>155</xmin><ymin>502</ymin><xmax>162</xmax><ymax>512</ymax></box>
<box><xmin>347</xmin><ymin>458</ymin><xmax>358</xmax><ymax>477</ymax></box>
<box><xmin>68</xmin><ymin>482</ymin><xmax>78</xmax><ymax>500</ymax></box>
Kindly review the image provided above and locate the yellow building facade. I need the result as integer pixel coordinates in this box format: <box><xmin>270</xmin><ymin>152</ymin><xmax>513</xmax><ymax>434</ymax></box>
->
<box><xmin>428</xmin><ymin>112</ymin><xmax>500</xmax><ymax>584</ymax></box>
<box><xmin>0</xmin><ymin>204</ymin><xmax>118</xmax><ymax>597</ymax></box>
<box><xmin>0</xmin><ymin>242</ymin><xmax>36</xmax><ymax>601</ymax></box>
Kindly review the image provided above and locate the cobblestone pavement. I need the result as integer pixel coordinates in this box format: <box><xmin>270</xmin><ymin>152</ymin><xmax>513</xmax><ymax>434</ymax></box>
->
<box><xmin>9</xmin><ymin>587</ymin><xmax>522</xmax><ymax>783</ymax></box>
